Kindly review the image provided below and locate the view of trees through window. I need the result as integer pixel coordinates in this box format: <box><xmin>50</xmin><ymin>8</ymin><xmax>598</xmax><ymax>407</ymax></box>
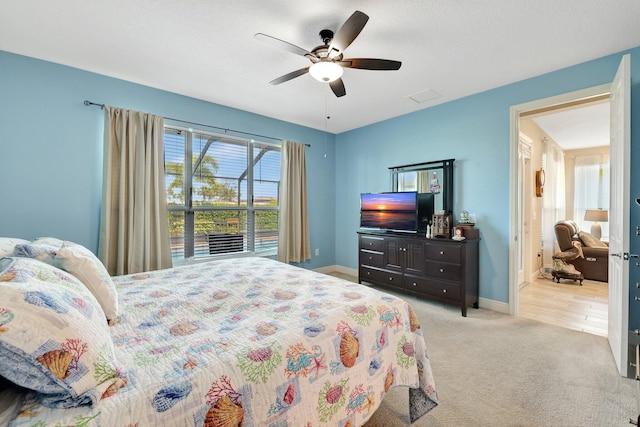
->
<box><xmin>164</xmin><ymin>127</ymin><xmax>280</xmax><ymax>259</ymax></box>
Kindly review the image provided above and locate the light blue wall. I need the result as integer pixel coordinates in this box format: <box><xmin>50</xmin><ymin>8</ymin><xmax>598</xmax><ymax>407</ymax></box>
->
<box><xmin>0</xmin><ymin>51</ymin><xmax>336</xmax><ymax>269</ymax></box>
<box><xmin>335</xmin><ymin>48</ymin><xmax>640</xmax><ymax>311</ymax></box>
<box><xmin>2</xmin><ymin>47</ymin><xmax>640</xmax><ymax>326</ymax></box>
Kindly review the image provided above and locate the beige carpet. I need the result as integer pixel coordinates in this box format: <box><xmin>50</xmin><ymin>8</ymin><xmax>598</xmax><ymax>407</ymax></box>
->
<box><xmin>330</xmin><ymin>274</ymin><xmax>635</xmax><ymax>427</ymax></box>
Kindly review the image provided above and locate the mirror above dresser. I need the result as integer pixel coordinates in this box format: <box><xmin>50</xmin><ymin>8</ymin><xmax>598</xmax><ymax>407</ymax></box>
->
<box><xmin>389</xmin><ymin>159</ymin><xmax>454</xmax><ymax>214</ymax></box>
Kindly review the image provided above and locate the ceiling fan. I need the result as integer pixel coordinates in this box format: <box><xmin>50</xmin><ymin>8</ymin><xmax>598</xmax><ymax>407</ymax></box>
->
<box><xmin>255</xmin><ymin>10</ymin><xmax>402</xmax><ymax>97</ymax></box>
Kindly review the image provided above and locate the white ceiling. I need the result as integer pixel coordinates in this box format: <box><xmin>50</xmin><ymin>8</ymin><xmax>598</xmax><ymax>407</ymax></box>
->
<box><xmin>531</xmin><ymin>101</ymin><xmax>611</xmax><ymax>150</ymax></box>
<box><xmin>2</xmin><ymin>0</ymin><xmax>639</xmax><ymax>134</ymax></box>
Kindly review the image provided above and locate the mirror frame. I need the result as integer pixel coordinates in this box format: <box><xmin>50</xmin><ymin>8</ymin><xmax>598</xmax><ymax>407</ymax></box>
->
<box><xmin>389</xmin><ymin>158</ymin><xmax>455</xmax><ymax>213</ymax></box>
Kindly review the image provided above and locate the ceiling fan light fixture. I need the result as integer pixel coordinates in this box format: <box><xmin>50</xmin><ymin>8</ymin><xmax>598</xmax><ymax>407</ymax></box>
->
<box><xmin>309</xmin><ymin>61</ymin><xmax>343</xmax><ymax>83</ymax></box>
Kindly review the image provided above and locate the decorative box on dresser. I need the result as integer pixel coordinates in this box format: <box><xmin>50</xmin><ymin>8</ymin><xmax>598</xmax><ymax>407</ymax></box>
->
<box><xmin>358</xmin><ymin>231</ymin><xmax>479</xmax><ymax>316</ymax></box>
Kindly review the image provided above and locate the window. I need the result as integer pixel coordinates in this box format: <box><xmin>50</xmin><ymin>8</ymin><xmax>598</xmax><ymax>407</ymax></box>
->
<box><xmin>573</xmin><ymin>154</ymin><xmax>610</xmax><ymax>239</ymax></box>
<box><xmin>164</xmin><ymin>126</ymin><xmax>281</xmax><ymax>260</ymax></box>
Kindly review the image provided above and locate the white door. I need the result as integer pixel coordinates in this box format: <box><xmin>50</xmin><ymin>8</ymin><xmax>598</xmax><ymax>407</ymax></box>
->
<box><xmin>608</xmin><ymin>54</ymin><xmax>630</xmax><ymax>376</ymax></box>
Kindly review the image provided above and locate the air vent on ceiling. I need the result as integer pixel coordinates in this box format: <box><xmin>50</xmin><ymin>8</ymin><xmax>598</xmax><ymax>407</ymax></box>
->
<box><xmin>408</xmin><ymin>89</ymin><xmax>441</xmax><ymax>104</ymax></box>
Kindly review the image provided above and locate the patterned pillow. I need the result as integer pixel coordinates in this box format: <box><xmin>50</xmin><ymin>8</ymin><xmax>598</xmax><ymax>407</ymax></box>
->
<box><xmin>0</xmin><ymin>238</ymin><xmax>29</xmax><ymax>258</ymax></box>
<box><xmin>54</xmin><ymin>243</ymin><xmax>118</xmax><ymax>322</ymax></box>
<box><xmin>0</xmin><ymin>257</ymin><xmax>121</xmax><ymax>408</ymax></box>
<box><xmin>13</xmin><ymin>242</ymin><xmax>58</xmax><ymax>263</ymax></box>
<box><xmin>33</xmin><ymin>237</ymin><xmax>65</xmax><ymax>247</ymax></box>
<box><xmin>14</xmin><ymin>239</ymin><xmax>118</xmax><ymax>322</ymax></box>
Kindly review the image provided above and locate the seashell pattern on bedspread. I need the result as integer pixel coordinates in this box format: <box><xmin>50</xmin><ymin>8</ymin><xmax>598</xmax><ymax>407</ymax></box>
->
<box><xmin>8</xmin><ymin>257</ymin><xmax>437</xmax><ymax>426</ymax></box>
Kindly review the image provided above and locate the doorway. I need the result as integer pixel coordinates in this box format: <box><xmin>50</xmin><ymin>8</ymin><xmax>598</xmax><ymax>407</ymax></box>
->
<box><xmin>509</xmin><ymin>55</ymin><xmax>631</xmax><ymax>378</ymax></box>
<box><xmin>515</xmin><ymin>97</ymin><xmax>611</xmax><ymax>337</ymax></box>
<box><xmin>508</xmin><ymin>84</ymin><xmax>613</xmax><ymax>316</ymax></box>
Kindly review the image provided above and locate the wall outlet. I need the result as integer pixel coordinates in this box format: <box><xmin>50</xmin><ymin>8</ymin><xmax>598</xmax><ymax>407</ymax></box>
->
<box><xmin>315</xmin><ymin>248</ymin><xmax>320</xmax><ymax>256</ymax></box>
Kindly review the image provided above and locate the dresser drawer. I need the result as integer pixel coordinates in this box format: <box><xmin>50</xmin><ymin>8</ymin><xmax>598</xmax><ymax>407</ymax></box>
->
<box><xmin>404</xmin><ymin>275</ymin><xmax>461</xmax><ymax>301</ymax></box>
<box><xmin>360</xmin><ymin>266</ymin><xmax>403</xmax><ymax>286</ymax></box>
<box><xmin>360</xmin><ymin>235</ymin><xmax>385</xmax><ymax>252</ymax></box>
<box><xmin>359</xmin><ymin>249</ymin><xmax>384</xmax><ymax>268</ymax></box>
<box><xmin>426</xmin><ymin>243</ymin><xmax>461</xmax><ymax>263</ymax></box>
<box><xmin>426</xmin><ymin>261</ymin><xmax>461</xmax><ymax>282</ymax></box>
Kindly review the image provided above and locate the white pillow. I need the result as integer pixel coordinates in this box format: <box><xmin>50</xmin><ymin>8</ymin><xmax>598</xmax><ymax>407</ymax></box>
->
<box><xmin>0</xmin><ymin>237</ymin><xmax>29</xmax><ymax>258</ymax></box>
<box><xmin>53</xmin><ymin>243</ymin><xmax>119</xmax><ymax>323</ymax></box>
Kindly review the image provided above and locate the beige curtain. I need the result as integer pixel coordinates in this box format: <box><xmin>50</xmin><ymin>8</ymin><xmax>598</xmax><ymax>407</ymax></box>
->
<box><xmin>277</xmin><ymin>140</ymin><xmax>311</xmax><ymax>263</ymax></box>
<box><xmin>417</xmin><ymin>170</ymin><xmax>430</xmax><ymax>193</ymax></box>
<box><xmin>98</xmin><ymin>106</ymin><xmax>172</xmax><ymax>275</ymax></box>
<box><xmin>541</xmin><ymin>138</ymin><xmax>566</xmax><ymax>267</ymax></box>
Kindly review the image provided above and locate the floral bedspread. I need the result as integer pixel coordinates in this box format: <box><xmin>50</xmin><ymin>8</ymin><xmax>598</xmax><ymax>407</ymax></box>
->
<box><xmin>8</xmin><ymin>257</ymin><xmax>437</xmax><ymax>426</ymax></box>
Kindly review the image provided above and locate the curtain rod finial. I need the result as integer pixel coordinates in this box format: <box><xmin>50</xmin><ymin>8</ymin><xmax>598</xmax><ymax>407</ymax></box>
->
<box><xmin>84</xmin><ymin>100</ymin><xmax>105</xmax><ymax>109</ymax></box>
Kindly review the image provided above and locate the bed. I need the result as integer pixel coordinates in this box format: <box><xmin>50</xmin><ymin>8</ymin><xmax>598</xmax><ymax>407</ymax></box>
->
<box><xmin>0</xmin><ymin>237</ymin><xmax>438</xmax><ymax>426</ymax></box>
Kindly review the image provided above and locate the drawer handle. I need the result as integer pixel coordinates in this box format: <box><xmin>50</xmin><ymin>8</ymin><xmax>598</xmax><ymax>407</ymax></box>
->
<box><xmin>389</xmin><ymin>277</ymin><xmax>393</xmax><ymax>281</ymax></box>
<box><xmin>368</xmin><ymin>256</ymin><xmax>373</xmax><ymax>260</ymax></box>
<box><xmin>442</xmin><ymin>289</ymin><xmax>447</xmax><ymax>293</ymax></box>
<box><xmin>367</xmin><ymin>272</ymin><xmax>370</xmax><ymax>275</ymax></box>
<box><xmin>439</xmin><ymin>268</ymin><xmax>444</xmax><ymax>273</ymax></box>
<box><xmin>369</xmin><ymin>242</ymin><xmax>374</xmax><ymax>246</ymax></box>
<box><xmin>412</xmin><ymin>282</ymin><xmax>417</xmax><ymax>287</ymax></box>
<box><xmin>440</xmin><ymin>251</ymin><xmax>444</xmax><ymax>255</ymax></box>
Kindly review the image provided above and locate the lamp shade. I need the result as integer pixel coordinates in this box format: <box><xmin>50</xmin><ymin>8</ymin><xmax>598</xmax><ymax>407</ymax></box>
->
<box><xmin>309</xmin><ymin>61</ymin><xmax>343</xmax><ymax>82</ymax></box>
<box><xmin>584</xmin><ymin>209</ymin><xmax>608</xmax><ymax>222</ymax></box>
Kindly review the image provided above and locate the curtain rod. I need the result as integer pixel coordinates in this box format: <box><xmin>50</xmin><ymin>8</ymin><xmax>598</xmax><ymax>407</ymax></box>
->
<box><xmin>83</xmin><ymin>100</ymin><xmax>310</xmax><ymax>147</ymax></box>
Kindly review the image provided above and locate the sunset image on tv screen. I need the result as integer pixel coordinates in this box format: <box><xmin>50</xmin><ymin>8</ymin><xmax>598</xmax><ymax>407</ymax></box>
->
<box><xmin>361</xmin><ymin>192</ymin><xmax>416</xmax><ymax>211</ymax></box>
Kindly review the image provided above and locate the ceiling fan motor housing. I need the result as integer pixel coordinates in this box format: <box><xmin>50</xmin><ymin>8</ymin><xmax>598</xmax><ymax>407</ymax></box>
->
<box><xmin>319</xmin><ymin>29</ymin><xmax>334</xmax><ymax>45</ymax></box>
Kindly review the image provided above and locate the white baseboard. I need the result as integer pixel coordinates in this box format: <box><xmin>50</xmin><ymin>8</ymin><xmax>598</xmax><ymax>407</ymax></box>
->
<box><xmin>314</xmin><ymin>264</ymin><xmax>358</xmax><ymax>277</ymax></box>
<box><xmin>313</xmin><ymin>265</ymin><xmax>337</xmax><ymax>274</ymax></box>
<box><xmin>478</xmin><ymin>297</ymin><xmax>509</xmax><ymax>314</ymax></box>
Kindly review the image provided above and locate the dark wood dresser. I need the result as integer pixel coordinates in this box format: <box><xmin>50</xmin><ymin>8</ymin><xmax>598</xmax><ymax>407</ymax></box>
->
<box><xmin>358</xmin><ymin>231</ymin><xmax>479</xmax><ymax>316</ymax></box>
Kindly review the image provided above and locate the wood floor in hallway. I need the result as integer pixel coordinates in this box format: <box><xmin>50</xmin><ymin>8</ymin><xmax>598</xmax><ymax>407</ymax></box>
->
<box><xmin>518</xmin><ymin>276</ymin><xmax>608</xmax><ymax>337</ymax></box>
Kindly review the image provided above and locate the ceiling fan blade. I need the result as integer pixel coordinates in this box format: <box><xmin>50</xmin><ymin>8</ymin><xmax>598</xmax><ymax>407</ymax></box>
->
<box><xmin>328</xmin><ymin>11</ymin><xmax>369</xmax><ymax>56</ymax></box>
<box><xmin>269</xmin><ymin>67</ymin><xmax>310</xmax><ymax>85</ymax></box>
<box><xmin>339</xmin><ymin>58</ymin><xmax>402</xmax><ymax>70</ymax></box>
<box><xmin>254</xmin><ymin>33</ymin><xmax>315</xmax><ymax>59</ymax></box>
<box><xmin>329</xmin><ymin>78</ymin><xmax>346</xmax><ymax>97</ymax></box>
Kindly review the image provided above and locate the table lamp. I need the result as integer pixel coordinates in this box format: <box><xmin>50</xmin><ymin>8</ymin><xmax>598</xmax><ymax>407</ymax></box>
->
<box><xmin>584</xmin><ymin>209</ymin><xmax>608</xmax><ymax>239</ymax></box>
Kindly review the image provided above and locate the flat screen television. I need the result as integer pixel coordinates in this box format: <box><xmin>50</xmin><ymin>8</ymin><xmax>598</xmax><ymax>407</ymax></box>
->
<box><xmin>360</xmin><ymin>192</ymin><xmax>418</xmax><ymax>232</ymax></box>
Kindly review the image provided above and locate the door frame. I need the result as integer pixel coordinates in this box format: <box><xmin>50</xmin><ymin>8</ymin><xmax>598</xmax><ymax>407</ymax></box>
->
<box><xmin>517</xmin><ymin>132</ymin><xmax>533</xmax><ymax>287</ymax></box>
<box><xmin>508</xmin><ymin>83</ymin><xmax>611</xmax><ymax>316</ymax></box>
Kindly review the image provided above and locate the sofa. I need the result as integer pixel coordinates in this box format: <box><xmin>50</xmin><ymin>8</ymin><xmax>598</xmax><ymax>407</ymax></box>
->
<box><xmin>554</xmin><ymin>220</ymin><xmax>609</xmax><ymax>282</ymax></box>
